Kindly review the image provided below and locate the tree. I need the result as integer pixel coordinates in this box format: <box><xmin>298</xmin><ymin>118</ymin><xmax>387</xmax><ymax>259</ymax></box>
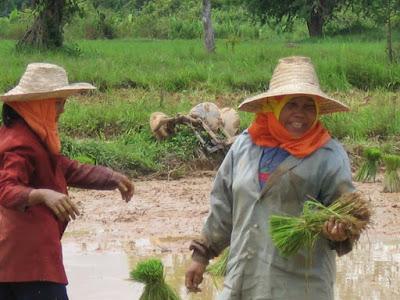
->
<box><xmin>17</xmin><ymin>0</ymin><xmax>81</xmax><ymax>49</ymax></box>
<box><xmin>361</xmin><ymin>0</ymin><xmax>400</xmax><ymax>63</ymax></box>
<box><xmin>202</xmin><ymin>0</ymin><xmax>215</xmax><ymax>53</ymax></box>
<box><xmin>0</xmin><ymin>0</ymin><xmax>28</xmax><ymax>17</ymax></box>
<box><xmin>243</xmin><ymin>0</ymin><xmax>351</xmax><ymax>37</ymax></box>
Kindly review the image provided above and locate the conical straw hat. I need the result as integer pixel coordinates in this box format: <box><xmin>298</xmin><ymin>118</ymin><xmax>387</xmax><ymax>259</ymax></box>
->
<box><xmin>238</xmin><ymin>56</ymin><xmax>349</xmax><ymax>114</ymax></box>
<box><xmin>1</xmin><ymin>63</ymin><xmax>96</xmax><ymax>102</ymax></box>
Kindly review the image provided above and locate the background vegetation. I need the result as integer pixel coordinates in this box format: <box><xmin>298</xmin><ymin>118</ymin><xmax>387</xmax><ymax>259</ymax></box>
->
<box><xmin>0</xmin><ymin>0</ymin><xmax>399</xmax><ymax>176</ymax></box>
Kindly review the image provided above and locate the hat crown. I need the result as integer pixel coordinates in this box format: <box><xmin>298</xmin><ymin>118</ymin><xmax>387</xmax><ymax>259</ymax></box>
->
<box><xmin>238</xmin><ymin>56</ymin><xmax>350</xmax><ymax>114</ymax></box>
<box><xmin>18</xmin><ymin>63</ymin><xmax>69</xmax><ymax>93</ymax></box>
<box><xmin>269</xmin><ymin>56</ymin><xmax>320</xmax><ymax>91</ymax></box>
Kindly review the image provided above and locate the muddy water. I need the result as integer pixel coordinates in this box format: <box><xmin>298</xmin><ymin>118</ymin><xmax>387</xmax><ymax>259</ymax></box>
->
<box><xmin>64</xmin><ymin>237</ymin><xmax>400</xmax><ymax>300</ymax></box>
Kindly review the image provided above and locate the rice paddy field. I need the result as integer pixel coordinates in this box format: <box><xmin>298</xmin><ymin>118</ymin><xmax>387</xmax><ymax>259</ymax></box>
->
<box><xmin>1</xmin><ymin>35</ymin><xmax>400</xmax><ymax>300</ymax></box>
<box><xmin>1</xmin><ymin>38</ymin><xmax>399</xmax><ymax>176</ymax></box>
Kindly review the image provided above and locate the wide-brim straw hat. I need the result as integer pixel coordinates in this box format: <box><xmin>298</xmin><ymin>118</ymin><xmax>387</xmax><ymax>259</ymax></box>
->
<box><xmin>238</xmin><ymin>56</ymin><xmax>349</xmax><ymax>114</ymax></box>
<box><xmin>0</xmin><ymin>63</ymin><xmax>96</xmax><ymax>102</ymax></box>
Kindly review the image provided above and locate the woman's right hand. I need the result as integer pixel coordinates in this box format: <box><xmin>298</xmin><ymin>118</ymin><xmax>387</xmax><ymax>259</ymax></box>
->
<box><xmin>28</xmin><ymin>189</ymin><xmax>80</xmax><ymax>222</ymax></box>
<box><xmin>185</xmin><ymin>260</ymin><xmax>207</xmax><ymax>293</ymax></box>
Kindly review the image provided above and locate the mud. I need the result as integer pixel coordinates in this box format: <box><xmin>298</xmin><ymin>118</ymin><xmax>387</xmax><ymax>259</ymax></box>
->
<box><xmin>62</xmin><ymin>174</ymin><xmax>400</xmax><ymax>299</ymax></box>
<box><xmin>64</xmin><ymin>174</ymin><xmax>400</xmax><ymax>251</ymax></box>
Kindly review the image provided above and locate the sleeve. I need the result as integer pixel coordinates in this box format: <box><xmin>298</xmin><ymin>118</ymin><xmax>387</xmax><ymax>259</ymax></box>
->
<box><xmin>318</xmin><ymin>145</ymin><xmax>356</xmax><ymax>256</ymax></box>
<box><xmin>191</xmin><ymin>147</ymin><xmax>234</xmax><ymax>264</ymax></box>
<box><xmin>0</xmin><ymin>150</ymin><xmax>34</xmax><ymax>210</ymax></box>
<box><xmin>58</xmin><ymin>155</ymin><xmax>119</xmax><ymax>190</ymax></box>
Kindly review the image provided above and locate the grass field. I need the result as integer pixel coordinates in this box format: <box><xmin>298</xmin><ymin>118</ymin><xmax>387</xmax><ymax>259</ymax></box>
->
<box><xmin>0</xmin><ymin>39</ymin><xmax>399</xmax><ymax>175</ymax></box>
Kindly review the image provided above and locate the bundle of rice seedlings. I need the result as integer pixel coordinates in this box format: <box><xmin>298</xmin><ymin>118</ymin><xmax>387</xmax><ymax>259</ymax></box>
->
<box><xmin>205</xmin><ymin>247</ymin><xmax>229</xmax><ymax>289</ymax></box>
<box><xmin>270</xmin><ymin>193</ymin><xmax>371</xmax><ymax>258</ymax></box>
<box><xmin>382</xmin><ymin>154</ymin><xmax>400</xmax><ymax>193</ymax></box>
<box><xmin>206</xmin><ymin>247</ymin><xmax>229</xmax><ymax>277</ymax></box>
<box><xmin>130</xmin><ymin>258</ymin><xmax>180</xmax><ymax>300</ymax></box>
<box><xmin>355</xmin><ymin>147</ymin><xmax>382</xmax><ymax>182</ymax></box>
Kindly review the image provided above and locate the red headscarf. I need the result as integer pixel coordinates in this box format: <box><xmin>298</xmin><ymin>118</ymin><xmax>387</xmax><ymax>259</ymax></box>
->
<box><xmin>248</xmin><ymin>111</ymin><xmax>331</xmax><ymax>158</ymax></box>
<box><xmin>8</xmin><ymin>99</ymin><xmax>61</xmax><ymax>154</ymax></box>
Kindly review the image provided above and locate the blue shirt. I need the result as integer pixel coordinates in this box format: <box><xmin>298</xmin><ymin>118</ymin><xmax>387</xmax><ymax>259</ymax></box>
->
<box><xmin>258</xmin><ymin>147</ymin><xmax>290</xmax><ymax>189</ymax></box>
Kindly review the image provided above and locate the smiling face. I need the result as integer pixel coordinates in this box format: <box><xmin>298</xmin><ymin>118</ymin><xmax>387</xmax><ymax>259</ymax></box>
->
<box><xmin>279</xmin><ymin>96</ymin><xmax>317</xmax><ymax>138</ymax></box>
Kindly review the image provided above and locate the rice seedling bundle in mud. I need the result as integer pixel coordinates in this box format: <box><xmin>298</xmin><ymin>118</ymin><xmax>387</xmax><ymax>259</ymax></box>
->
<box><xmin>355</xmin><ymin>147</ymin><xmax>382</xmax><ymax>182</ymax></box>
<box><xmin>270</xmin><ymin>193</ymin><xmax>371</xmax><ymax>258</ymax></box>
<box><xmin>130</xmin><ymin>258</ymin><xmax>180</xmax><ymax>300</ymax></box>
<box><xmin>382</xmin><ymin>154</ymin><xmax>400</xmax><ymax>193</ymax></box>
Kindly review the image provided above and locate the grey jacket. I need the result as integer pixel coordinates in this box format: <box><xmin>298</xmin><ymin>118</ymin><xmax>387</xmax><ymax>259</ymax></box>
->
<box><xmin>200</xmin><ymin>131</ymin><xmax>354</xmax><ymax>300</ymax></box>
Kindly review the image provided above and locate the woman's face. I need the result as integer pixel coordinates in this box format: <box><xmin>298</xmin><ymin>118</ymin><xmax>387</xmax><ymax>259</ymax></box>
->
<box><xmin>55</xmin><ymin>98</ymin><xmax>66</xmax><ymax>121</ymax></box>
<box><xmin>279</xmin><ymin>96</ymin><xmax>317</xmax><ymax>137</ymax></box>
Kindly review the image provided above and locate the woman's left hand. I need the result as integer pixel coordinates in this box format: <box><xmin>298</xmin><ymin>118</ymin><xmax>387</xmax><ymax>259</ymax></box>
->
<box><xmin>322</xmin><ymin>217</ymin><xmax>347</xmax><ymax>242</ymax></box>
<box><xmin>112</xmin><ymin>172</ymin><xmax>134</xmax><ymax>202</ymax></box>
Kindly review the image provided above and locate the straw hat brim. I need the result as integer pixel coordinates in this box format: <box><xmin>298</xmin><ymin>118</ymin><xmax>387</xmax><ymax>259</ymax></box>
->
<box><xmin>1</xmin><ymin>82</ymin><xmax>96</xmax><ymax>102</ymax></box>
<box><xmin>238</xmin><ymin>88</ymin><xmax>350</xmax><ymax>115</ymax></box>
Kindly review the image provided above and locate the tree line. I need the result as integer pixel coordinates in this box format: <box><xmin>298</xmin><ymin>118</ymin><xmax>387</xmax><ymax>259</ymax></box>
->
<box><xmin>1</xmin><ymin>0</ymin><xmax>399</xmax><ymax>61</ymax></box>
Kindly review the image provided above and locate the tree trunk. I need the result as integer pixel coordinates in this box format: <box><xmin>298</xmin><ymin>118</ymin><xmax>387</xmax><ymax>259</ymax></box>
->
<box><xmin>202</xmin><ymin>0</ymin><xmax>215</xmax><ymax>53</ymax></box>
<box><xmin>17</xmin><ymin>0</ymin><xmax>66</xmax><ymax>49</ymax></box>
<box><xmin>306</xmin><ymin>8</ymin><xmax>324</xmax><ymax>37</ymax></box>
<box><xmin>386</xmin><ymin>2</ymin><xmax>393</xmax><ymax>63</ymax></box>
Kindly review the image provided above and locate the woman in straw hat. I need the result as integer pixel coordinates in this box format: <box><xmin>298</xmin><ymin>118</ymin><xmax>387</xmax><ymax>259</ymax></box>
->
<box><xmin>0</xmin><ymin>63</ymin><xmax>134</xmax><ymax>299</ymax></box>
<box><xmin>185</xmin><ymin>56</ymin><xmax>356</xmax><ymax>299</ymax></box>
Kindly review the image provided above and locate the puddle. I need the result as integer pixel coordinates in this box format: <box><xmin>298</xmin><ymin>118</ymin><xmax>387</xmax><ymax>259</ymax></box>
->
<box><xmin>335</xmin><ymin>237</ymin><xmax>400</xmax><ymax>299</ymax></box>
<box><xmin>64</xmin><ymin>237</ymin><xmax>400</xmax><ymax>300</ymax></box>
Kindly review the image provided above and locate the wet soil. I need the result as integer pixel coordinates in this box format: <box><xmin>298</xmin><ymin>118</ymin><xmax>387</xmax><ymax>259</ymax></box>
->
<box><xmin>63</xmin><ymin>173</ymin><xmax>400</xmax><ymax>253</ymax></box>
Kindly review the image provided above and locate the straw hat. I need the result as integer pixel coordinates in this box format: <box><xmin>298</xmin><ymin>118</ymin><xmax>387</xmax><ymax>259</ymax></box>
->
<box><xmin>238</xmin><ymin>56</ymin><xmax>349</xmax><ymax>114</ymax></box>
<box><xmin>0</xmin><ymin>63</ymin><xmax>96</xmax><ymax>102</ymax></box>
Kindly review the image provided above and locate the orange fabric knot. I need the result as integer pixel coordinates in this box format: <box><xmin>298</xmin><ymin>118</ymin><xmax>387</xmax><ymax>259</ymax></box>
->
<box><xmin>248</xmin><ymin>112</ymin><xmax>331</xmax><ymax>158</ymax></box>
<box><xmin>8</xmin><ymin>99</ymin><xmax>61</xmax><ymax>154</ymax></box>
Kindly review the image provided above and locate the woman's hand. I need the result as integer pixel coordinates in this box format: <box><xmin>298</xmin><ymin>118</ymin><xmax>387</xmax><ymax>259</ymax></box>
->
<box><xmin>112</xmin><ymin>172</ymin><xmax>134</xmax><ymax>202</ymax></box>
<box><xmin>29</xmin><ymin>189</ymin><xmax>80</xmax><ymax>222</ymax></box>
<box><xmin>185</xmin><ymin>260</ymin><xmax>207</xmax><ymax>293</ymax></box>
<box><xmin>322</xmin><ymin>217</ymin><xmax>347</xmax><ymax>242</ymax></box>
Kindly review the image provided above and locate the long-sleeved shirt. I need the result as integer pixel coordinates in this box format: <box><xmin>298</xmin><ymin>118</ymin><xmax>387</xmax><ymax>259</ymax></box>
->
<box><xmin>195</xmin><ymin>130</ymin><xmax>355</xmax><ymax>300</ymax></box>
<box><xmin>0</xmin><ymin>119</ymin><xmax>119</xmax><ymax>284</ymax></box>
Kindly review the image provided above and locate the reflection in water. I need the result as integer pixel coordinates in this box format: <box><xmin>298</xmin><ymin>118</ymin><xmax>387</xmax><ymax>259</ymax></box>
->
<box><xmin>335</xmin><ymin>237</ymin><xmax>400</xmax><ymax>300</ymax></box>
<box><xmin>64</xmin><ymin>243</ymin><xmax>143</xmax><ymax>300</ymax></box>
<box><xmin>64</xmin><ymin>237</ymin><xmax>399</xmax><ymax>300</ymax></box>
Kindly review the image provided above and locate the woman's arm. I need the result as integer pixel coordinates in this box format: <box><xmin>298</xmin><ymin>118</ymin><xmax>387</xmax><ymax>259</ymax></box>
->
<box><xmin>0</xmin><ymin>150</ymin><xmax>34</xmax><ymax>210</ymax></box>
<box><xmin>318</xmin><ymin>144</ymin><xmax>356</xmax><ymax>255</ymax></box>
<box><xmin>58</xmin><ymin>155</ymin><xmax>133</xmax><ymax>202</ymax></box>
<box><xmin>186</xmin><ymin>148</ymin><xmax>234</xmax><ymax>292</ymax></box>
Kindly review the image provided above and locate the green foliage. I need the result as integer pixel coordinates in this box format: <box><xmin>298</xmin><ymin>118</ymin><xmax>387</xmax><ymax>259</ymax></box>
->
<box><xmin>354</xmin><ymin>147</ymin><xmax>382</xmax><ymax>182</ymax></box>
<box><xmin>242</xmin><ymin>0</ymin><xmax>349</xmax><ymax>36</ymax></box>
<box><xmin>130</xmin><ymin>259</ymin><xmax>181</xmax><ymax>300</ymax></box>
<box><xmin>0</xmin><ymin>9</ymin><xmax>32</xmax><ymax>39</ymax></box>
<box><xmin>1</xmin><ymin>39</ymin><xmax>400</xmax><ymax>175</ymax></box>
<box><xmin>382</xmin><ymin>154</ymin><xmax>400</xmax><ymax>192</ymax></box>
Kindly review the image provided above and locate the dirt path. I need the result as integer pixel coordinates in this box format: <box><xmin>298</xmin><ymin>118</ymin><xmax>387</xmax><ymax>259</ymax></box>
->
<box><xmin>63</xmin><ymin>174</ymin><xmax>400</xmax><ymax>253</ymax></box>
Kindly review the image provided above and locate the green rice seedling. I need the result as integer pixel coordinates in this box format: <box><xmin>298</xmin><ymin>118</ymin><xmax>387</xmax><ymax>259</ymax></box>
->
<box><xmin>270</xmin><ymin>193</ymin><xmax>371</xmax><ymax>258</ymax></box>
<box><xmin>355</xmin><ymin>147</ymin><xmax>382</xmax><ymax>182</ymax></box>
<box><xmin>206</xmin><ymin>247</ymin><xmax>229</xmax><ymax>277</ymax></box>
<box><xmin>382</xmin><ymin>154</ymin><xmax>400</xmax><ymax>193</ymax></box>
<box><xmin>206</xmin><ymin>247</ymin><xmax>230</xmax><ymax>289</ymax></box>
<box><xmin>130</xmin><ymin>258</ymin><xmax>180</xmax><ymax>300</ymax></box>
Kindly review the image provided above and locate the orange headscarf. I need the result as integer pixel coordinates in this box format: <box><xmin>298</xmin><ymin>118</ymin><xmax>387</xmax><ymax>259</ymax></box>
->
<box><xmin>248</xmin><ymin>97</ymin><xmax>331</xmax><ymax>158</ymax></box>
<box><xmin>8</xmin><ymin>99</ymin><xmax>61</xmax><ymax>154</ymax></box>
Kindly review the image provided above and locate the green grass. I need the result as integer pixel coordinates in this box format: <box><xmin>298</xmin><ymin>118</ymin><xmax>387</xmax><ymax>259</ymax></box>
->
<box><xmin>0</xmin><ymin>39</ymin><xmax>400</xmax><ymax>175</ymax></box>
<box><xmin>1</xmin><ymin>39</ymin><xmax>400</xmax><ymax>93</ymax></box>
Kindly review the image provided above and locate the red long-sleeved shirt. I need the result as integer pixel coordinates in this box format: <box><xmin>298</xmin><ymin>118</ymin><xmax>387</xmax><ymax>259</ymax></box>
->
<box><xmin>0</xmin><ymin>120</ymin><xmax>119</xmax><ymax>284</ymax></box>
